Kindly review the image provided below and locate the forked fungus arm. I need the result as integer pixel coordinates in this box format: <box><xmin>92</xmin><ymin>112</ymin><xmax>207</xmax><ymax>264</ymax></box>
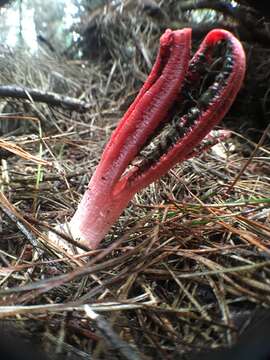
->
<box><xmin>52</xmin><ymin>28</ymin><xmax>246</xmax><ymax>250</ymax></box>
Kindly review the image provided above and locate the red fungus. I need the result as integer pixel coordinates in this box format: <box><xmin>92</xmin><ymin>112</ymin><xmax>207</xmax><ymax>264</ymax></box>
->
<box><xmin>52</xmin><ymin>28</ymin><xmax>246</xmax><ymax>250</ymax></box>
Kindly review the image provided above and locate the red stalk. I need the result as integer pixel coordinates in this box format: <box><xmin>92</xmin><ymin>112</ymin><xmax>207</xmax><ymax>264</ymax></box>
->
<box><xmin>59</xmin><ymin>28</ymin><xmax>246</xmax><ymax>250</ymax></box>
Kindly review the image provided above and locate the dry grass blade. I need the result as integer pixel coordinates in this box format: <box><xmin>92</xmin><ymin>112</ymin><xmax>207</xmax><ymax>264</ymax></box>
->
<box><xmin>228</xmin><ymin>123</ymin><xmax>270</xmax><ymax>190</ymax></box>
<box><xmin>0</xmin><ymin>138</ymin><xmax>52</xmax><ymax>166</ymax></box>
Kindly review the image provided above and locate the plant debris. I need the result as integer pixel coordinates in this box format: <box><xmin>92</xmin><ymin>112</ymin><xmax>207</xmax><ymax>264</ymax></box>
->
<box><xmin>0</xmin><ymin>1</ymin><xmax>269</xmax><ymax>359</ymax></box>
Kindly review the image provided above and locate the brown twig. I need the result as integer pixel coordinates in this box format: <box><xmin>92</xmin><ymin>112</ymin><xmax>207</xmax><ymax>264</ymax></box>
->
<box><xmin>0</xmin><ymin>85</ymin><xmax>91</xmax><ymax>112</ymax></box>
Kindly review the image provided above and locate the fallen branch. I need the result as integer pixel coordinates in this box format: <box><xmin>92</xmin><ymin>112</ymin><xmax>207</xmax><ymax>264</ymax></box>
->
<box><xmin>0</xmin><ymin>85</ymin><xmax>91</xmax><ymax>112</ymax></box>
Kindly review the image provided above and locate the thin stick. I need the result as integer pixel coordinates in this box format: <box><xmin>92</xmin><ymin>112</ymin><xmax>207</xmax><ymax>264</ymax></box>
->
<box><xmin>84</xmin><ymin>305</ymin><xmax>142</xmax><ymax>360</ymax></box>
<box><xmin>0</xmin><ymin>202</ymin><xmax>44</xmax><ymax>256</ymax></box>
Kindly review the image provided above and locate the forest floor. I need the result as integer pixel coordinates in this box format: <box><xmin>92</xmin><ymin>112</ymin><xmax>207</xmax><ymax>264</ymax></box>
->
<box><xmin>0</xmin><ymin>2</ymin><xmax>270</xmax><ymax>359</ymax></box>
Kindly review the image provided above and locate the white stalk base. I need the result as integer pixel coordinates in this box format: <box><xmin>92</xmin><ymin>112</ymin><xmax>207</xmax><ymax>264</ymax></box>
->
<box><xmin>47</xmin><ymin>222</ymin><xmax>87</xmax><ymax>254</ymax></box>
